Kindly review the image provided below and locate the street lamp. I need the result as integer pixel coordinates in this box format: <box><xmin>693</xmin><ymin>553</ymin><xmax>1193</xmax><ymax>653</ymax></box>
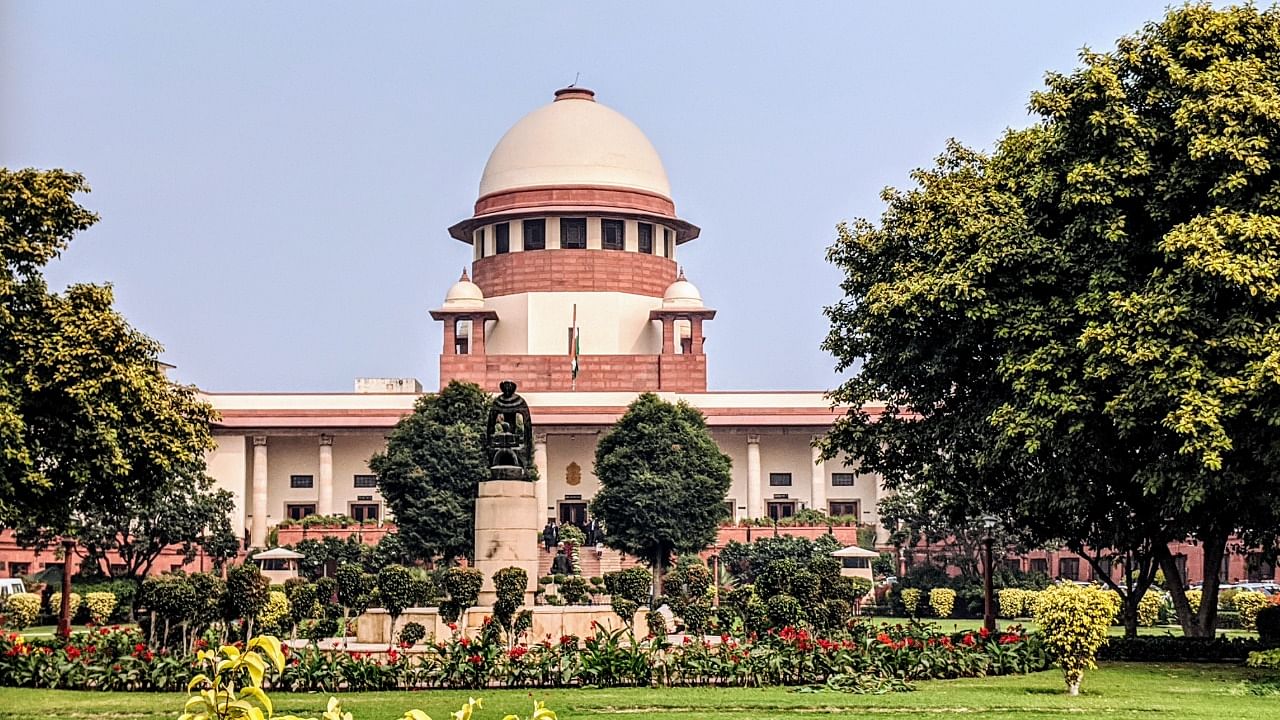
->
<box><xmin>981</xmin><ymin>514</ymin><xmax>999</xmax><ymax>634</ymax></box>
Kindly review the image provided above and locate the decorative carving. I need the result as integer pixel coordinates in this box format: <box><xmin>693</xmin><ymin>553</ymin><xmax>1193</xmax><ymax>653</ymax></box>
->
<box><xmin>746</xmin><ymin>433</ymin><xmax>760</xmax><ymax>445</ymax></box>
<box><xmin>319</xmin><ymin>434</ymin><xmax>334</xmax><ymax>447</ymax></box>
<box><xmin>252</xmin><ymin>435</ymin><xmax>268</xmax><ymax>447</ymax></box>
<box><xmin>565</xmin><ymin>461</ymin><xmax>581</xmax><ymax>487</ymax></box>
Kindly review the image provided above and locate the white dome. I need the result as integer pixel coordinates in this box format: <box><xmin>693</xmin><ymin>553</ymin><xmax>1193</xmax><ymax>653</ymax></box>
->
<box><xmin>443</xmin><ymin>270</ymin><xmax>485</xmax><ymax>309</ymax></box>
<box><xmin>662</xmin><ymin>275</ymin><xmax>703</xmax><ymax>308</ymax></box>
<box><xmin>478</xmin><ymin>88</ymin><xmax>672</xmax><ymax>200</ymax></box>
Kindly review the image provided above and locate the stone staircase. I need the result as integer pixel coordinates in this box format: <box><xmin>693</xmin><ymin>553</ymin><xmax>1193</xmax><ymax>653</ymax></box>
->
<box><xmin>536</xmin><ymin>546</ymin><xmax>635</xmax><ymax>580</ymax></box>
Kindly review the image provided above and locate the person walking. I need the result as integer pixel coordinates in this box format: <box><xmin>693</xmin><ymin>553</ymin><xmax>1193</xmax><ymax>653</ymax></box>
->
<box><xmin>542</xmin><ymin>518</ymin><xmax>558</xmax><ymax>553</ymax></box>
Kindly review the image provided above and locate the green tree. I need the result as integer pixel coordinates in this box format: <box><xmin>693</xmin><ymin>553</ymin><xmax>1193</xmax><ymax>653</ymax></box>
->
<box><xmin>591</xmin><ymin>393</ymin><xmax>732</xmax><ymax>598</ymax></box>
<box><xmin>823</xmin><ymin>4</ymin><xmax>1280</xmax><ymax>638</ymax></box>
<box><xmin>369</xmin><ymin>381</ymin><xmax>489</xmax><ymax>563</ymax></box>
<box><xmin>0</xmin><ymin>169</ymin><xmax>221</xmax><ymax>633</ymax></box>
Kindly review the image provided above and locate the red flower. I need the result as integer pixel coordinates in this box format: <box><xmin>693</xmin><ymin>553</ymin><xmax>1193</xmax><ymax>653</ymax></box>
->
<box><xmin>999</xmin><ymin>633</ymin><xmax>1021</xmax><ymax>645</ymax></box>
<box><xmin>459</xmin><ymin>637</ymin><xmax>471</xmax><ymax>648</ymax></box>
<box><xmin>448</xmin><ymin>622</ymin><xmax>458</xmax><ymax>632</ymax></box>
<box><xmin>979</xmin><ymin>626</ymin><xmax>991</xmax><ymax>639</ymax></box>
<box><xmin>388</xmin><ymin>649</ymin><xmax>399</xmax><ymax>662</ymax></box>
<box><xmin>66</xmin><ymin>646</ymin><xmax>81</xmax><ymax>660</ymax></box>
<box><xmin>509</xmin><ymin>645</ymin><xmax>529</xmax><ymax>660</ymax></box>
<box><xmin>962</xmin><ymin>633</ymin><xmax>976</xmax><ymax>647</ymax></box>
<box><xmin>559</xmin><ymin>635</ymin><xmax>574</xmax><ymax>646</ymax></box>
<box><xmin>877</xmin><ymin>632</ymin><xmax>893</xmax><ymax>646</ymax></box>
<box><xmin>468</xmin><ymin>653</ymin><xmax>483</xmax><ymax>665</ymax></box>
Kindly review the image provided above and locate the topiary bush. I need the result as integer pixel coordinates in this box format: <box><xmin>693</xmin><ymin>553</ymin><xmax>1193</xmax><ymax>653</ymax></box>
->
<box><xmin>754</xmin><ymin>558</ymin><xmax>798</xmax><ymax>597</ymax></box>
<box><xmin>256</xmin><ymin>590</ymin><xmax>292</xmax><ymax>636</ymax></box>
<box><xmin>3</xmin><ymin>593</ymin><xmax>40</xmax><ymax>629</ymax></box>
<box><xmin>603</xmin><ymin>566</ymin><xmax>653</xmax><ymax>623</ymax></box>
<box><xmin>336</xmin><ymin>563</ymin><xmax>374</xmax><ymax>621</ymax></box>
<box><xmin>83</xmin><ymin>591</ymin><xmax>117</xmax><ymax>626</ymax></box>
<box><xmin>646</xmin><ymin>609</ymin><xmax>667</xmax><ymax>640</ymax></box>
<box><xmin>998</xmin><ymin>588</ymin><xmax>1026</xmax><ymax>618</ymax></box>
<box><xmin>225</xmin><ymin>564</ymin><xmax>270</xmax><ymax>638</ymax></box>
<box><xmin>928</xmin><ymin>587</ymin><xmax>956</xmax><ymax>618</ymax></box>
<box><xmin>1137</xmin><ymin>590</ymin><xmax>1164</xmax><ymax>627</ymax></box>
<box><xmin>438</xmin><ymin>567</ymin><xmax>483</xmax><ymax>624</ymax></box>
<box><xmin>559</xmin><ymin>575</ymin><xmax>590</xmax><ymax>605</ymax></box>
<box><xmin>1184</xmin><ymin>589</ymin><xmax>1202</xmax><ymax>616</ymax></box>
<box><xmin>1255</xmin><ymin>605</ymin><xmax>1280</xmax><ymax>644</ymax></box>
<box><xmin>765</xmin><ymin>593</ymin><xmax>804</xmax><ymax>627</ymax></box>
<box><xmin>398</xmin><ymin>621</ymin><xmax>427</xmax><ymax>646</ymax></box>
<box><xmin>491</xmin><ymin>566</ymin><xmax>528</xmax><ymax>634</ymax></box>
<box><xmin>900</xmin><ymin>588</ymin><xmax>922</xmax><ymax>617</ymax></box>
<box><xmin>1032</xmin><ymin>583</ymin><xmax>1118</xmax><ymax>696</ymax></box>
<box><xmin>1233</xmin><ymin>591</ymin><xmax>1271</xmax><ymax>631</ymax></box>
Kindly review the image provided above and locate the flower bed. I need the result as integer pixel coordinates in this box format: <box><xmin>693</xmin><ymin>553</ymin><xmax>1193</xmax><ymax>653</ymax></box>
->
<box><xmin>0</xmin><ymin>620</ymin><xmax>1047</xmax><ymax>692</ymax></box>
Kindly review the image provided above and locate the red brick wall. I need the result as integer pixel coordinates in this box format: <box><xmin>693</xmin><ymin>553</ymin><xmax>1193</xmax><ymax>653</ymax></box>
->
<box><xmin>440</xmin><ymin>352</ymin><xmax>706</xmax><ymax>392</ymax></box>
<box><xmin>471</xmin><ymin>249</ymin><xmax>677</xmax><ymax>298</ymax></box>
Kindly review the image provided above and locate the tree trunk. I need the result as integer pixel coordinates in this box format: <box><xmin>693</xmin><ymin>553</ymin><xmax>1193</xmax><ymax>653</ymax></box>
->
<box><xmin>1158</xmin><ymin>532</ymin><xmax>1226</xmax><ymax>638</ymax></box>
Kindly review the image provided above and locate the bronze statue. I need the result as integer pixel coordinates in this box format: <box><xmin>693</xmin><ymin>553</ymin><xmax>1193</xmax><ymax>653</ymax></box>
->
<box><xmin>484</xmin><ymin>380</ymin><xmax>534</xmax><ymax>480</ymax></box>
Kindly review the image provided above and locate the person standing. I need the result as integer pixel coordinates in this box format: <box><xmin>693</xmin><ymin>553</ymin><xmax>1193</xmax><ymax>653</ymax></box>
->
<box><xmin>542</xmin><ymin>518</ymin><xmax>558</xmax><ymax>553</ymax></box>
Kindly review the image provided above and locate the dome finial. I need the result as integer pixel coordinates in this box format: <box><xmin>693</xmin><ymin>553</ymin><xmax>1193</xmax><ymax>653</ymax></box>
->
<box><xmin>554</xmin><ymin>86</ymin><xmax>596</xmax><ymax>102</ymax></box>
<box><xmin>460</xmin><ymin>268</ymin><xmax>470</xmax><ymax>282</ymax></box>
<box><xmin>676</xmin><ymin>266</ymin><xmax>686</xmax><ymax>281</ymax></box>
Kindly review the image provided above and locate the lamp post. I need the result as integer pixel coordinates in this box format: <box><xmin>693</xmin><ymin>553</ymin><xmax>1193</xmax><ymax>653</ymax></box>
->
<box><xmin>981</xmin><ymin>514</ymin><xmax>998</xmax><ymax>634</ymax></box>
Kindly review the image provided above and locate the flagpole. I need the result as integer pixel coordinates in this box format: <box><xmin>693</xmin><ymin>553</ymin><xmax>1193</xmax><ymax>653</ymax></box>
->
<box><xmin>571</xmin><ymin>304</ymin><xmax>578</xmax><ymax>391</ymax></box>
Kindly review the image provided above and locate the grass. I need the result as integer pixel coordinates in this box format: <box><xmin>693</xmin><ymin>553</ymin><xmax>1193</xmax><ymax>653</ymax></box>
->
<box><xmin>0</xmin><ymin>664</ymin><xmax>1277</xmax><ymax>720</ymax></box>
<box><xmin>870</xmin><ymin>616</ymin><xmax>1260</xmax><ymax>639</ymax></box>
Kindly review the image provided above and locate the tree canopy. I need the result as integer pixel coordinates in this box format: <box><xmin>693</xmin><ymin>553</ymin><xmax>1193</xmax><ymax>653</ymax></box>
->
<box><xmin>823</xmin><ymin>3</ymin><xmax>1280</xmax><ymax>637</ymax></box>
<box><xmin>1</xmin><ymin>168</ymin><xmax>225</xmax><ymax>583</ymax></box>
<box><xmin>590</xmin><ymin>393</ymin><xmax>732</xmax><ymax>594</ymax></box>
<box><xmin>369</xmin><ymin>380</ymin><xmax>490</xmax><ymax>564</ymax></box>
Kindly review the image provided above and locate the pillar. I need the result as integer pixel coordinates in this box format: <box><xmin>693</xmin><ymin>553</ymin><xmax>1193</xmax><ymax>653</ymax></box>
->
<box><xmin>810</xmin><ymin>437</ymin><xmax>826</xmax><ymax>515</ymax></box>
<box><xmin>747</xmin><ymin>434</ymin><xmax>762</xmax><ymax>519</ymax></box>
<box><xmin>691</xmin><ymin>318</ymin><xmax>704</xmax><ymax>355</ymax></box>
<box><xmin>442</xmin><ymin>318</ymin><xmax>456</xmax><ymax>355</ymax></box>
<box><xmin>318</xmin><ymin>434</ymin><xmax>334</xmax><ymax>517</ymax></box>
<box><xmin>251</xmin><ymin>436</ymin><xmax>268</xmax><ymax>548</ymax></box>
<box><xmin>472</xmin><ymin>316</ymin><xmax>486</xmax><ymax>354</ymax></box>
<box><xmin>661</xmin><ymin>317</ymin><xmax>675</xmax><ymax>354</ymax></box>
<box><xmin>533</xmin><ymin>432</ymin><xmax>549</xmax><ymax>526</ymax></box>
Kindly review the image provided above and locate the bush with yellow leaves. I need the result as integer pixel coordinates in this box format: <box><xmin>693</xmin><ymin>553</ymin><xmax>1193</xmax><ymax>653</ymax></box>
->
<box><xmin>1032</xmin><ymin>584</ymin><xmax>1117</xmax><ymax>696</ymax></box>
<box><xmin>928</xmin><ymin>588</ymin><xmax>956</xmax><ymax>618</ymax></box>
<box><xmin>997</xmin><ymin>588</ymin><xmax>1026</xmax><ymax>618</ymax></box>
<box><xmin>1233</xmin><ymin>591</ymin><xmax>1271</xmax><ymax>631</ymax></box>
<box><xmin>899</xmin><ymin>588</ymin><xmax>922</xmax><ymax>616</ymax></box>
<box><xmin>181</xmin><ymin>635</ymin><xmax>557</xmax><ymax>720</ymax></box>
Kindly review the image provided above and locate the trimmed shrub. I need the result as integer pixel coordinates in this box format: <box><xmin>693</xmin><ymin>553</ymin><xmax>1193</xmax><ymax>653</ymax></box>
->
<box><xmin>646</xmin><ymin>609</ymin><xmax>667</xmax><ymax>640</ymax></box>
<box><xmin>997</xmin><ymin>588</ymin><xmax>1026</xmax><ymax>618</ymax></box>
<box><xmin>492</xmin><ymin>566</ymin><xmax>528</xmax><ymax>633</ymax></box>
<box><xmin>83</xmin><ymin>591</ymin><xmax>117</xmax><ymax>625</ymax></box>
<box><xmin>299</xmin><ymin>617</ymin><xmax>340</xmax><ymax>641</ymax></box>
<box><xmin>377</xmin><ymin>565</ymin><xmax>415</xmax><ymax>619</ymax></box>
<box><xmin>765</xmin><ymin>594</ymin><xmax>804</xmax><ymax>627</ymax></box>
<box><xmin>225</xmin><ymin>564</ymin><xmax>270</xmax><ymax>631</ymax></box>
<box><xmin>256</xmin><ymin>591</ymin><xmax>292</xmax><ymax>636</ymax></box>
<box><xmin>559</xmin><ymin>575</ymin><xmax>590</xmax><ymax>605</ymax></box>
<box><xmin>1137</xmin><ymin>591</ymin><xmax>1164</xmax><ymax>627</ymax></box>
<box><xmin>1233</xmin><ymin>591</ymin><xmax>1271</xmax><ymax>631</ymax></box>
<box><xmin>3</xmin><ymin>593</ymin><xmax>40</xmax><ymax>629</ymax></box>
<box><xmin>1184</xmin><ymin>589</ymin><xmax>1202</xmax><ymax>616</ymax></box>
<box><xmin>1101</xmin><ymin>635</ymin><xmax>1265</xmax><ymax>662</ymax></box>
<box><xmin>398</xmin><ymin>621</ymin><xmax>427</xmax><ymax>646</ymax></box>
<box><xmin>438</xmin><ymin>567</ymin><xmax>483</xmax><ymax>624</ymax></box>
<box><xmin>1254</xmin><ymin>605</ymin><xmax>1280</xmax><ymax>644</ymax></box>
<box><xmin>900</xmin><ymin>588</ymin><xmax>922</xmax><ymax>616</ymax></box>
<box><xmin>336</xmin><ymin>563</ymin><xmax>373</xmax><ymax>617</ymax></box>
<box><xmin>929</xmin><ymin>588</ymin><xmax>956</xmax><ymax>618</ymax></box>
<box><xmin>1033</xmin><ymin>583</ymin><xmax>1117</xmax><ymax>696</ymax></box>
<box><xmin>74</xmin><ymin>580</ymin><xmax>137</xmax><ymax>622</ymax></box>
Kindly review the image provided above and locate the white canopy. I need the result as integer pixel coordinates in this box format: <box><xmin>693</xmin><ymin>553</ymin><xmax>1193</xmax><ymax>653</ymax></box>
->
<box><xmin>252</xmin><ymin>547</ymin><xmax>305</xmax><ymax>561</ymax></box>
<box><xmin>831</xmin><ymin>545</ymin><xmax>880</xmax><ymax>558</ymax></box>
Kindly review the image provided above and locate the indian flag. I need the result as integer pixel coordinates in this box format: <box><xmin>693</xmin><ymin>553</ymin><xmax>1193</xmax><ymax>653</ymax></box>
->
<box><xmin>571</xmin><ymin>305</ymin><xmax>580</xmax><ymax>384</ymax></box>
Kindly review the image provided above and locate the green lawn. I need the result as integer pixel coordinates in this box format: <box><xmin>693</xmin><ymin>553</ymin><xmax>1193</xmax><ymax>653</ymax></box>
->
<box><xmin>1</xmin><ymin>663</ymin><xmax>1277</xmax><ymax>720</ymax></box>
<box><xmin>871</xmin><ymin>615</ymin><xmax>1259</xmax><ymax>639</ymax></box>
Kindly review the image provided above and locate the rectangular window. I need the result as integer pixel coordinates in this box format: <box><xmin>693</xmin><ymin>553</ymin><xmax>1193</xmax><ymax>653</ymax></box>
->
<box><xmin>495</xmin><ymin>223</ymin><xmax>510</xmax><ymax>254</ymax></box>
<box><xmin>723</xmin><ymin>500</ymin><xmax>734</xmax><ymax>521</ymax></box>
<box><xmin>7</xmin><ymin>563</ymin><xmax>29</xmax><ymax>578</ymax></box>
<box><xmin>561</xmin><ymin>218</ymin><xmax>587</xmax><ymax>249</ymax></box>
<box><xmin>1058</xmin><ymin>557</ymin><xmax>1080</xmax><ymax>581</ymax></box>
<box><xmin>476</xmin><ymin>228</ymin><xmax>485</xmax><ymax>258</ymax></box>
<box><xmin>841</xmin><ymin>557</ymin><xmax>870</xmax><ymax>569</ymax></box>
<box><xmin>290</xmin><ymin>475</ymin><xmax>314</xmax><ymax>489</ymax></box>
<box><xmin>768</xmin><ymin>472</ymin><xmax>792</xmax><ymax>487</ymax></box>
<box><xmin>353</xmin><ymin>474</ymin><xmax>377</xmax><ymax>488</ymax></box>
<box><xmin>602</xmin><ymin>219</ymin><xmax>625</xmax><ymax>250</ymax></box>
<box><xmin>1004</xmin><ymin>558</ymin><xmax>1022</xmax><ymax>573</ymax></box>
<box><xmin>1029</xmin><ymin>558</ymin><xmax>1048</xmax><ymax>574</ymax></box>
<box><xmin>522</xmin><ymin>219</ymin><xmax>546</xmax><ymax>250</ymax></box>
<box><xmin>638</xmin><ymin>223</ymin><xmax>653</xmax><ymax>253</ymax></box>
<box><xmin>286</xmin><ymin>503</ymin><xmax>316</xmax><ymax>521</ymax></box>
<box><xmin>350</xmin><ymin>504</ymin><xmax>379</xmax><ymax>523</ymax></box>
<box><xmin>831</xmin><ymin>473</ymin><xmax>855</xmax><ymax>487</ymax></box>
<box><xmin>260</xmin><ymin>559</ymin><xmax>290</xmax><ymax>571</ymax></box>
<box><xmin>663</xmin><ymin>228</ymin><xmax>673</xmax><ymax>257</ymax></box>
<box><xmin>829</xmin><ymin>500</ymin><xmax>859</xmax><ymax>517</ymax></box>
<box><xmin>766</xmin><ymin>501</ymin><xmax>795</xmax><ymax>522</ymax></box>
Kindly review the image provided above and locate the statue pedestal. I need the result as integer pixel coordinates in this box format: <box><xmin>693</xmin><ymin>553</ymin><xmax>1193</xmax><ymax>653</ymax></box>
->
<box><xmin>474</xmin><ymin>480</ymin><xmax>539</xmax><ymax>607</ymax></box>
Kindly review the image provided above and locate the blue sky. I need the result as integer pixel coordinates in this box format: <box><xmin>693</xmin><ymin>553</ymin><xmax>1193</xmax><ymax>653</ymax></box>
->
<box><xmin>2</xmin><ymin>1</ymin><xmax>1180</xmax><ymax>392</ymax></box>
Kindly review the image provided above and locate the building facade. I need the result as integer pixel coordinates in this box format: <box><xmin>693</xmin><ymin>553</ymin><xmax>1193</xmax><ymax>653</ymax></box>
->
<box><xmin>203</xmin><ymin>87</ymin><xmax>885</xmax><ymax>551</ymax></box>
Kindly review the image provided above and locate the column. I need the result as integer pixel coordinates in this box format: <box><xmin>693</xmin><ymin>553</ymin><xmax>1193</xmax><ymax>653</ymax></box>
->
<box><xmin>810</xmin><ymin>437</ymin><xmax>827</xmax><ymax>515</ymax></box>
<box><xmin>442</xmin><ymin>318</ymin><xmax>456</xmax><ymax>355</ymax></box>
<box><xmin>661</xmin><ymin>317</ymin><xmax>675</xmax><ymax>354</ymax></box>
<box><xmin>251</xmin><ymin>436</ymin><xmax>268</xmax><ymax>548</ymax></box>
<box><xmin>690</xmin><ymin>318</ymin><xmax>704</xmax><ymax>355</ymax></box>
<box><xmin>472</xmin><ymin>316</ymin><xmax>487</xmax><ymax>354</ymax></box>
<box><xmin>533</xmin><ymin>432</ymin><xmax>549</xmax><ymax>527</ymax></box>
<box><xmin>318</xmin><ymin>434</ymin><xmax>334</xmax><ymax>517</ymax></box>
<box><xmin>747</xmin><ymin>434</ymin><xmax>762</xmax><ymax>519</ymax></box>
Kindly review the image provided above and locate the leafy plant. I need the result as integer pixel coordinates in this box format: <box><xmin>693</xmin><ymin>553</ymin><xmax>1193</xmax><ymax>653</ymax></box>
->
<box><xmin>2</xmin><ymin>594</ymin><xmax>40</xmax><ymax>629</ymax></box>
<box><xmin>1032</xmin><ymin>584</ymin><xmax>1117</xmax><ymax>695</ymax></box>
<box><xmin>929</xmin><ymin>588</ymin><xmax>956</xmax><ymax>618</ymax></box>
<box><xmin>899</xmin><ymin>588</ymin><xmax>921</xmax><ymax>617</ymax></box>
<box><xmin>399</xmin><ymin>621</ymin><xmax>427</xmax><ymax>647</ymax></box>
<box><xmin>82</xmin><ymin>591</ymin><xmax>117</xmax><ymax>625</ymax></box>
<box><xmin>1233</xmin><ymin>591</ymin><xmax>1271</xmax><ymax>631</ymax></box>
<box><xmin>439</xmin><ymin>567</ymin><xmax>483</xmax><ymax>624</ymax></box>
